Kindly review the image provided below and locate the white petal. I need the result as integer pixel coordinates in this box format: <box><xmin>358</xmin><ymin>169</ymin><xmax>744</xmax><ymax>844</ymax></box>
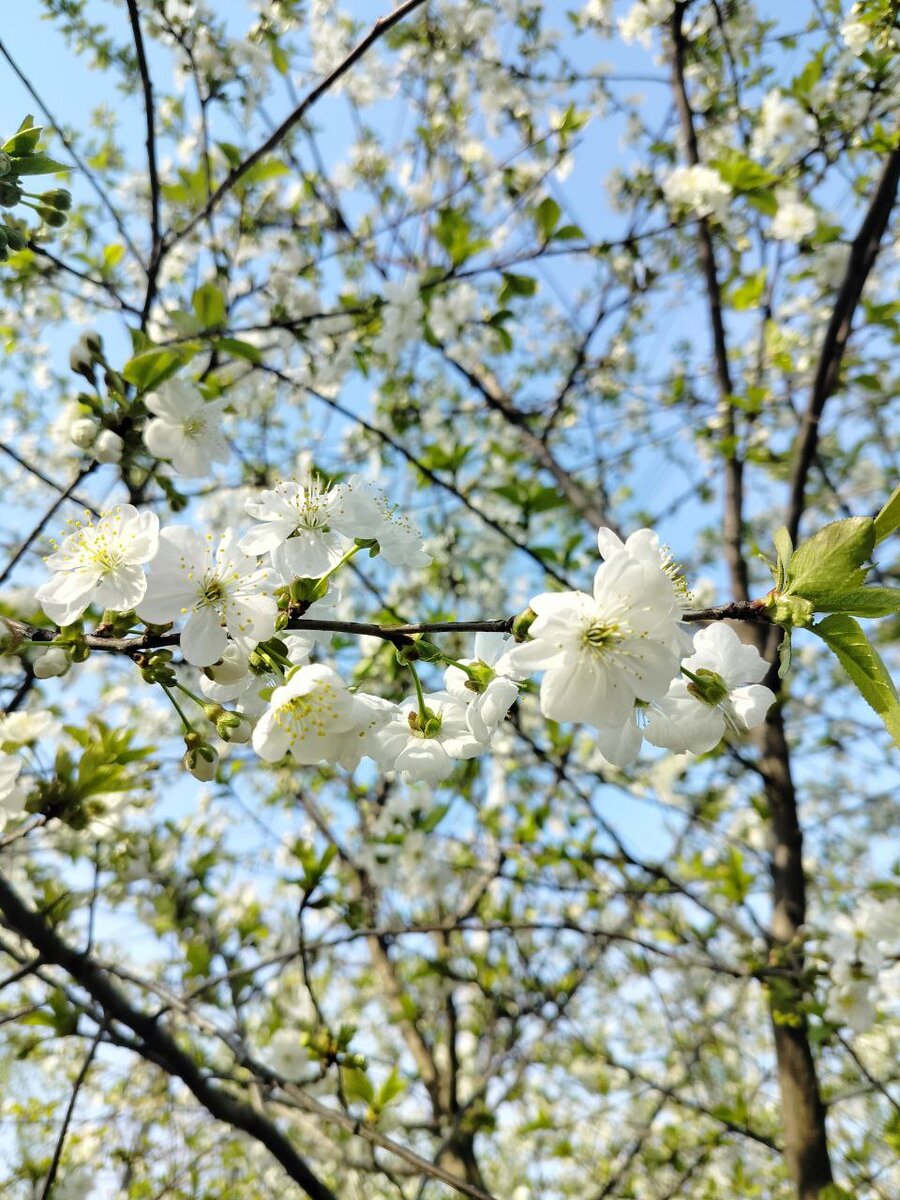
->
<box><xmin>181</xmin><ymin>608</ymin><xmax>228</xmax><ymax>667</ymax></box>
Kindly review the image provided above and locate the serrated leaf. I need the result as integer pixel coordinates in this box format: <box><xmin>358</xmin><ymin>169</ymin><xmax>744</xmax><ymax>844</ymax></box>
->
<box><xmin>812</xmin><ymin>614</ymin><xmax>900</xmax><ymax>746</ymax></box>
<box><xmin>874</xmin><ymin>481</ymin><xmax>900</xmax><ymax>545</ymax></box>
<box><xmin>812</xmin><ymin>587</ymin><xmax>900</xmax><ymax>617</ymax></box>
<box><xmin>786</xmin><ymin>517</ymin><xmax>875</xmax><ymax>603</ymax></box>
<box><xmin>12</xmin><ymin>152</ymin><xmax>69</xmax><ymax>175</ymax></box>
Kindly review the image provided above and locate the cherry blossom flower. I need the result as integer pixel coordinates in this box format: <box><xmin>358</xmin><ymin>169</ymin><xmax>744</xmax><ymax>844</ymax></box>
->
<box><xmin>240</xmin><ymin>477</ymin><xmax>348</xmax><ymax>579</ymax></box>
<box><xmin>0</xmin><ymin>753</ymin><xmax>26</xmax><ymax>826</ymax></box>
<box><xmin>331</xmin><ymin>475</ymin><xmax>431</xmax><ymax>568</ymax></box>
<box><xmin>252</xmin><ymin>663</ymin><xmax>376</xmax><ymax>765</ymax></box>
<box><xmin>644</xmin><ymin>623</ymin><xmax>775</xmax><ymax>754</ymax></box>
<box><xmin>143</xmin><ymin>379</ymin><xmax>230</xmax><ymax>476</ymax></box>
<box><xmin>444</xmin><ymin>632</ymin><xmax>522</xmax><ymax>742</ymax></box>
<box><xmin>35</xmin><ymin>505</ymin><xmax>160</xmax><ymax>626</ymax></box>
<box><xmin>372</xmin><ymin>691</ymin><xmax>488</xmax><ymax>783</ymax></box>
<box><xmin>508</xmin><ymin>549</ymin><xmax>682</xmax><ymax>729</ymax></box>
<box><xmin>137</xmin><ymin>527</ymin><xmax>277</xmax><ymax>667</ymax></box>
<box><xmin>661</xmin><ymin>164</ymin><xmax>731</xmax><ymax>221</ymax></box>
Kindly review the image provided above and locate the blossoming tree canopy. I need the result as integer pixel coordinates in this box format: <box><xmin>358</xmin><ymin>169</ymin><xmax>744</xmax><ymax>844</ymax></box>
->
<box><xmin>0</xmin><ymin>2</ymin><xmax>898</xmax><ymax>1200</ymax></box>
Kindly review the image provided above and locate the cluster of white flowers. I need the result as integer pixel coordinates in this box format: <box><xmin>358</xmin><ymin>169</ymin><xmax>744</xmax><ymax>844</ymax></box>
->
<box><xmin>507</xmin><ymin>528</ymin><xmax>775</xmax><ymax>767</ymax></box>
<box><xmin>751</xmin><ymin>92</ymin><xmax>818</xmax><ymax>166</ymax></box>
<box><xmin>27</xmin><ymin>492</ymin><xmax>776</xmax><ymax>790</ymax></box>
<box><xmin>662</xmin><ymin>164</ymin><xmax>732</xmax><ymax>222</ymax></box>
<box><xmin>818</xmin><ymin>897</ymin><xmax>900</xmax><ymax>1034</ymax></box>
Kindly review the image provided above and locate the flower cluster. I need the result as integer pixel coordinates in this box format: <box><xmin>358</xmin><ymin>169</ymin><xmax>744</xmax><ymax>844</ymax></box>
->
<box><xmin>817</xmin><ymin>897</ymin><xmax>900</xmax><ymax>1034</ymax></box>
<box><xmin>28</xmin><ymin>495</ymin><xmax>776</xmax><ymax>789</ymax></box>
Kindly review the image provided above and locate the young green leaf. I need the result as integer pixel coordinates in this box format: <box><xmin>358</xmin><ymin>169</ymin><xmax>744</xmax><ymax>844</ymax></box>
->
<box><xmin>812</xmin><ymin>614</ymin><xmax>900</xmax><ymax>747</ymax></box>
<box><xmin>874</xmin><ymin>480</ymin><xmax>900</xmax><ymax>545</ymax></box>
<box><xmin>786</xmin><ymin>517</ymin><xmax>874</xmax><ymax>603</ymax></box>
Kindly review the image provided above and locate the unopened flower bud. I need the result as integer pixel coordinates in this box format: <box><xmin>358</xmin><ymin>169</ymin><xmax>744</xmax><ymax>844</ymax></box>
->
<box><xmin>40</xmin><ymin>188</ymin><xmax>71</xmax><ymax>211</ymax></box>
<box><xmin>0</xmin><ymin>152</ymin><xmax>11</xmax><ymax>178</ymax></box>
<box><xmin>183</xmin><ymin>743</ymin><xmax>218</xmax><ymax>781</ymax></box>
<box><xmin>36</xmin><ymin>206</ymin><xmax>66</xmax><ymax>228</ymax></box>
<box><xmin>33</xmin><ymin>646</ymin><xmax>70</xmax><ymax>678</ymax></box>
<box><xmin>4</xmin><ymin>228</ymin><xmax>25</xmax><ymax>251</ymax></box>
<box><xmin>69</xmin><ymin>417</ymin><xmax>98</xmax><ymax>449</ymax></box>
<box><xmin>204</xmin><ymin>643</ymin><xmax>250</xmax><ymax>684</ymax></box>
<box><xmin>93</xmin><ymin>429</ymin><xmax>123</xmax><ymax>463</ymax></box>
<box><xmin>217</xmin><ymin>713</ymin><xmax>252</xmax><ymax>744</ymax></box>
<box><xmin>0</xmin><ymin>181</ymin><xmax>21</xmax><ymax>207</ymax></box>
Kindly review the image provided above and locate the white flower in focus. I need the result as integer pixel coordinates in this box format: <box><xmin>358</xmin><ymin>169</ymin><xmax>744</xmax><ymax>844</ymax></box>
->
<box><xmin>444</xmin><ymin>632</ymin><xmax>522</xmax><ymax>743</ymax></box>
<box><xmin>137</xmin><ymin>527</ymin><xmax>277</xmax><ymax>667</ymax></box>
<box><xmin>644</xmin><ymin>623</ymin><xmax>775</xmax><ymax>754</ymax></box>
<box><xmin>507</xmin><ymin>550</ymin><xmax>682</xmax><ymax>729</ymax></box>
<box><xmin>662</xmin><ymin>164</ymin><xmax>731</xmax><ymax>221</ymax></box>
<box><xmin>597</xmin><ymin>527</ymin><xmax>694</xmax><ymax>631</ymax></box>
<box><xmin>372</xmin><ymin>692</ymin><xmax>483</xmax><ymax>783</ymax></box>
<box><xmin>241</xmin><ymin>477</ymin><xmax>348</xmax><ymax>579</ymax></box>
<box><xmin>143</xmin><ymin>379</ymin><xmax>230</xmax><ymax>476</ymax></box>
<box><xmin>332</xmin><ymin>475</ymin><xmax>431</xmax><ymax>568</ymax></box>
<box><xmin>771</xmin><ymin>191</ymin><xmax>817</xmax><ymax>241</ymax></box>
<box><xmin>266</xmin><ymin>1029</ymin><xmax>312</xmax><ymax>1082</ymax></box>
<box><xmin>35</xmin><ymin>505</ymin><xmax>160</xmax><ymax>626</ymax></box>
<box><xmin>0</xmin><ymin>753</ymin><xmax>26</xmax><ymax>826</ymax></box>
<box><xmin>252</xmin><ymin>664</ymin><xmax>374</xmax><ymax>765</ymax></box>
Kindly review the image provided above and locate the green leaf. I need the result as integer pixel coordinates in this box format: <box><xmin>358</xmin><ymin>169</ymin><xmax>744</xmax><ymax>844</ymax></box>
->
<box><xmin>553</xmin><ymin>223</ymin><xmax>585</xmax><ymax>240</ymax></box>
<box><xmin>374</xmin><ymin>1067</ymin><xmax>406</xmax><ymax>1111</ymax></box>
<box><xmin>874</xmin><ymin>481</ymin><xmax>900</xmax><ymax>544</ymax></box>
<box><xmin>192</xmin><ymin>281</ymin><xmax>227</xmax><ymax>328</ymax></box>
<box><xmin>11</xmin><ymin>152</ymin><xmax>69</xmax><ymax>175</ymax></box>
<box><xmin>213</xmin><ymin>336</ymin><xmax>262</xmax><ymax>365</ymax></box>
<box><xmin>534</xmin><ymin>196</ymin><xmax>561</xmax><ymax>240</ymax></box>
<box><xmin>786</xmin><ymin>517</ymin><xmax>875</xmax><ymax>604</ymax></box>
<box><xmin>729</xmin><ymin>268</ymin><xmax>767</xmax><ymax>311</ymax></box>
<box><xmin>3</xmin><ymin>119</ymin><xmax>42</xmax><ymax>156</ymax></box>
<box><xmin>812</xmin><ymin>587</ymin><xmax>900</xmax><ymax>617</ymax></box>
<box><xmin>342</xmin><ymin>1066</ymin><xmax>375</xmax><ymax>1107</ymax></box>
<box><xmin>773</xmin><ymin>525</ymin><xmax>793</xmax><ymax>590</ymax></box>
<box><xmin>498</xmin><ymin>272</ymin><xmax>538</xmax><ymax>305</ymax></box>
<box><xmin>123</xmin><ymin>345</ymin><xmax>198</xmax><ymax>393</ymax></box>
<box><xmin>812</xmin><ymin>614</ymin><xmax>900</xmax><ymax>747</ymax></box>
<box><xmin>432</xmin><ymin>207</ymin><xmax>489</xmax><ymax>266</ymax></box>
<box><xmin>777</xmin><ymin>629</ymin><xmax>792</xmax><ymax>679</ymax></box>
<box><xmin>711</xmin><ymin>151</ymin><xmax>777</xmax><ymax>192</ymax></box>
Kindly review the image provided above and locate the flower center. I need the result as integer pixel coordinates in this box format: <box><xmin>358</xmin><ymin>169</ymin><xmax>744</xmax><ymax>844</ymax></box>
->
<box><xmin>582</xmin><ymin>620</ymin><xmax>620</xmax><ymax>654</ymax></box>
<box><xmin>685</xmin><ymin>667</ymin><xmax>729</xmax><ymax>707</ymax></box>
<box><xmin>200</xmin><ymin>576</ymin><xmax>227</xmax><ymax>606</ymax></box>
<box><xmin>183</xmin><ymin>417</ymin><xmax>205</xmax><ymax>439</ymax></box>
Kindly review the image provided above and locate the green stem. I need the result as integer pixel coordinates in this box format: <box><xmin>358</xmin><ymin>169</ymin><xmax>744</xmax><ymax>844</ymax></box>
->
<box><xmin>407</xmin><ymin>662</ymin><xmax>429</xmax><ymax>725</ymax></box>
<box><xmin>160</xmin><ymin>683</ymin><xmax>194</xmax><ymax>733</ymax></box>
<box><xmin>318</xmin><ymin>542</ymin><xmax>363</xmax><ymax>585</ymax></box>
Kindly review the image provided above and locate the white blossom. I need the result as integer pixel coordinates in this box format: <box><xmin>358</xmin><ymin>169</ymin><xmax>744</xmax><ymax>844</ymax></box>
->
<box><xmin>372</xmin><ymin>691</ymin><xmax>483</xmax><ymax>783</ymax></box>
<box><xmin>508</xmin><ymin>549</ymin><xmax>682</xmax><ymax>729</ymax></box>
<box><xmin>644</xmin><ymin>624</ymin><xmax>775</xmax><ymax>754</ymax></box>
<box><xmin>143</xmin><ymin>379</ymin><xmax>230</xmax><ymax>476</ymax></box>
<box><xmin>137</xmin><ymin>527</ymin><xmax>277</xmax><ymax>667</ymax></box>
<box><xmin>241</xmin><ymin>477</ymin><xmax>348</xmax><ymax>579</ymax></box>
<box><xmin>332</xmin><ymin>475</ymin><xmax>431</xmax><ymax>568</ymax></box>
<box><xmin>35</xmin><ymin>505</ymin><xmax>160</xmax><ymax>626</ymax></box>
<box><xmin>662</xmin><ymin>164</ymin><xmax>731</xmax><ymax>221</ymax></box>
<box><xmin>771</xmin><ymin>190</ymin><xmax>817</xmax><ymax>241</ymax></box>
<box><xmin>0</xmin><ymin>753</ymin><xmax>26</xmax><ymax>826</ymax></box>
<box><xmin>252</xmin><ymin>664</ymin><xmax>377</xmax><ymax>765</ymax></box>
